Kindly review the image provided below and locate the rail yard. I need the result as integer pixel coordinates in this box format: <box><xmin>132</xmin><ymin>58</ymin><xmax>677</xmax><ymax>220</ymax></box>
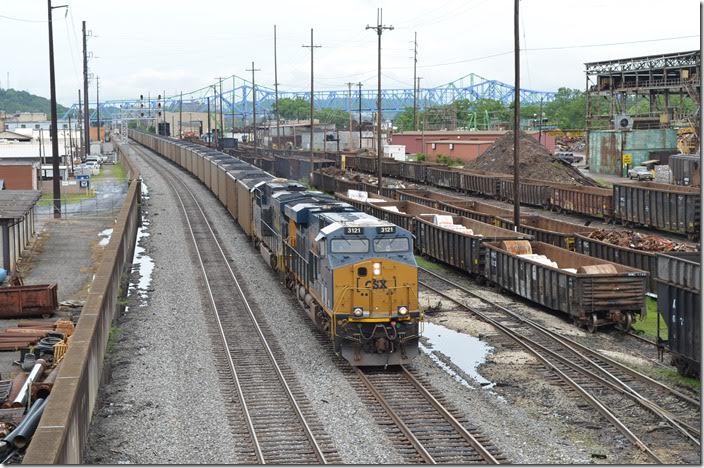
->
<box><xmin>0</xmin><ymin>0</ymin><xmax>701</xmax><ymax>465</ymax></box>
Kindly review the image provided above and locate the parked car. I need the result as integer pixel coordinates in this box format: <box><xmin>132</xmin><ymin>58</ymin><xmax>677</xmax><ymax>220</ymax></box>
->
<box><xmin>627</xmin><ymin>166</ymin><xmax>654</xmax><ymax>181</ymax></box>
<box><xmin>83</xmin><ymin>161</ymin><xmax>100</xmax><ymax>175</ymax></box>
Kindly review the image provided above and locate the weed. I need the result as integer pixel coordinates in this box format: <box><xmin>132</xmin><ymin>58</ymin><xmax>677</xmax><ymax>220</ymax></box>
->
<box><xmin>415</xmin><ymin>255</ymin><xmax>444</xmax><ymax>272</ymax></box>
<box><xmin>632</xmin><ymin>297</ymin><xmax>665</xmax><ymax>340</ymax></box>
<box><xmin>106</xmin><ymin>325</ymin><xmax>122</xmax><ymax>354</ymax></box>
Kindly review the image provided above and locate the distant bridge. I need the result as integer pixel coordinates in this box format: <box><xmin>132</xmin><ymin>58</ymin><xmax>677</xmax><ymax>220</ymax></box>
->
<box><xmin>63</xmin><ymin>72</ymin><xmax>555</xmax><ymax>123</ymax></box>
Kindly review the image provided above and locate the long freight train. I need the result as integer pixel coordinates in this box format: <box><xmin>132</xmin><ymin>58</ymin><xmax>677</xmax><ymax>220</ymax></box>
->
<box><xmin>129</xmin><ymin>130</ymin><xmax>421</xmax><ymax>366</ymax></box>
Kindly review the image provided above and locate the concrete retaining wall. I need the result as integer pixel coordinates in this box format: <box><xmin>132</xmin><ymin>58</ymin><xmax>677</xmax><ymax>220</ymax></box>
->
<box><xmin>22</xmin><ymin>141</ymin><xmax>141</xmax><ymax>464</ymax></box>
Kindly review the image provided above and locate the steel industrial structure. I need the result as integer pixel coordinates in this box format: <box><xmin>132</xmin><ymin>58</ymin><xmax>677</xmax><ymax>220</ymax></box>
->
<box><xmin>63</xmin><ymin>72</ymin><xmax>555</xmax><ymax>124</ymax></box>
<box><xmin>585</xmin><ymin>50</ymin><xmax>701</xmax><ymax>130</ymax></box>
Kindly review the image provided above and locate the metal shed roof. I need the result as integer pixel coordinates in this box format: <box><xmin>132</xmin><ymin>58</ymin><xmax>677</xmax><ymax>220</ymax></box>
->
<box><xmin>0</xmin><ymin>190</ymin><xmax>41</xmax><ymax>219</ymax></box>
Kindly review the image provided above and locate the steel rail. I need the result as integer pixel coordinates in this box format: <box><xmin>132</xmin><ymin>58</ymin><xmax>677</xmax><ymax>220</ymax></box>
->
<box><xmin>133</xmin><ymin>143</ymin><xmax>328</xmax><ymax>464</ymax></box>
<box><xmin>419</xmin><ymin>269</ymin><xmax>700</xmax><ymax>444</ymax></box>
<box><xmin>417</xmin><ymin>274</ymin><xmax>663</xmax><ymax>463</ymax></box>
<box><xmin>354</xmin><ymin>368</ymin><xmax>437</xmax><ymax>464</ymax></box>
<box><xmin>421</xmin><ymin>267</ymin><xmax>699</xmax><ymax>408</ymax></box>
<box><xmin>400</xmin><ymin>367</ymin><xmax>500</xmax><ymax>464</ymax></box>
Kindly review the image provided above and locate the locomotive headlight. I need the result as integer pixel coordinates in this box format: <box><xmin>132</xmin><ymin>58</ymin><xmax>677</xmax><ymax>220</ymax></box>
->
<box><xmin>372</xmin><ymin>262</ymin><xmax>381</xmax><ymax>276</ymax></box>
<box><xmin>352</xmin><ymin>307</ymin><xmax>364</xmax><ymax>318</ymax></box>
<box><xmin>398</xmin><ymin>306</ymin><xmax>408</xmax><ymax>315</ymax></box>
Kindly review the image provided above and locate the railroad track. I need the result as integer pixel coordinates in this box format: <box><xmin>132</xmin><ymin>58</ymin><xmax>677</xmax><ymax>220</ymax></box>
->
<box><xmin>419</xmin><ymin>267</ymin><xmax>701</xmax><ymax>464</ymax></box>
<box><xmin>133</xmin><ymin>144</ymin><xmax>339</xmax><ymax>464</ymax></box>
<box><xmin>354</xmin><ymin>366</ymin><xmax>503</xmax><ymax>464</ymax></box>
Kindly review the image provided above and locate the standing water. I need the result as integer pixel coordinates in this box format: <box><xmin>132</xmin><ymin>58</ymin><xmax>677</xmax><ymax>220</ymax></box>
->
<box><xmin>420</xmin><ymin>321</ymin><xmax>494</xmax><ymax>388</ymax></box>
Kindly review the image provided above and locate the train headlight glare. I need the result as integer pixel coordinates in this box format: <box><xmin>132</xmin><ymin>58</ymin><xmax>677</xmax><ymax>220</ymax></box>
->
<box><xmin>353</xmin><ymin>307</ymin><xmax>364</xmax><ymax>318</ymax></box>
<box><xmin>398</xmin><ymin>306</ymin><xmax>408</xmax><ymax>315</ymax></box>
<box><xmin>373</xmin><ymin>262</ymin><xmax>381</xmax><ymax>276</ymax></box>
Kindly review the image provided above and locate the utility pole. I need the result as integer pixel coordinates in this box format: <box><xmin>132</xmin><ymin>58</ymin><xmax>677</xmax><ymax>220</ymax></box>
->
<box><xmin>412</xmin><ymin>31</ymin><xmax>418</xmax><ymax>130</ymax></box>
<box><xmin>246</xmin><ymin>62</ymin><xmax>261</xmax><ymax>154</ymax></box>
<box><xmin>68</xmin><ymin>114</ymin><xmax>73</xmax><ymax>170</ymax></box>
<box><xmin>513</xmin><ymin>0</ymin><xmax>521</xmax><ymax>229</ymax></box>
<box><xmin>82</xmin><ymin>20</ymin><xmax>90</xmax><ymax>156</ymax></box>
<box><xmin>207</xmin><ymin>97</ymin><xmax>211</xmax><ymax>146</ymax></box>
<box><xmin>274</xmin><ymin>25</ymin><xmax>281</xmax><ymax>152</ymax></box>
<box><xmin>163</xmin><ymin>90</ymin><xmax>167</xmax><ymax>133</ymax></box>
<box><xmin>48</xmin><ymin>0</ymin><xmax>67</xmax><ymax>219</ymax></box>
<box><xmin>178</xmin><ymin>91</ymin><xmax>183</xmax><ymax>139</ymax></box>
<box><xmin>538</xmin><ymin>96</ymin><xmax>543</xmax><ymax>145</ymax></box>
<box><xmin>366</xmin><ymin>8</ymin><xmax>393</xmax><ymax>194</ymax></box>
<box><xmin>302</xmin><ymin>28</ymin><xmax>321</xmax><ymax>181</ymax></box>
<box><xmin>77</xmin><ymin>89</ymin><xmax>83</xmax><ymax>157</ymax></box>
<box><xmin>357</xmin><ymin>82</ymin><xmax>363</xmax><ymax>150</ymax></box>
<box><xmin>346</xmin><ymin>82</ymin><xmax>354</xmax><ymax>150</ymax></box>
<box><xmin>418</xmin><ymin>91</ymin><xmax>428</xmax><ymax>157</ymax></box>
<box><xmin>96</xmin><ymin>75</ymin><xmax>100</xmax><ymax>143</ymax></box>
<box><xmin>413</xmin><ymin>76</ymin><xmax>425</xmax><ymax>144</ymax></box>
<box><xmin>212</xmin><ymin>85</ymin><xmax>219</xmax><ymax>147</ymax></box>
<box><xmin>236</xmin><ymin>76</ymin><xmax>239</xmax><ymax>136</ymax></box>
<box><xmin>215</xmin><ymin>78</ymin><xmax>224</xmax><ymax>140</ymax></box>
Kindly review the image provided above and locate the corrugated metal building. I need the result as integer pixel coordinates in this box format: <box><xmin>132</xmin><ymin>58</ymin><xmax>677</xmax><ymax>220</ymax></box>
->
<box><xmin>0</xmin><ymin>190</ymin><xmax>41</xmax><ymax>275</ymax></box>
<box><xmin>587</xmin><ymin>128</ymin><xmax>678</xmax><ymax>176</ymax></box>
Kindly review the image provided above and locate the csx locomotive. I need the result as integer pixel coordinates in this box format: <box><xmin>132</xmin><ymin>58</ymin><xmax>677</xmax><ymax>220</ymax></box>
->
<box><xmin>255</xmin><ymin>180</ymin><xmax>421</xmax><ymax>366</ymax></box>
<box><xmin>129</xmin><ymin>130</ymin><xmax>422</xmax><ymax>366</ymax></box>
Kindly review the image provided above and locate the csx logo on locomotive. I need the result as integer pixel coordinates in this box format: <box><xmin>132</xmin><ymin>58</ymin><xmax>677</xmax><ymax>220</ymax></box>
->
<box><xmin>364</xmin><ymin>279</ymin><xmax>388</xmax><ymax>289</ymax></box>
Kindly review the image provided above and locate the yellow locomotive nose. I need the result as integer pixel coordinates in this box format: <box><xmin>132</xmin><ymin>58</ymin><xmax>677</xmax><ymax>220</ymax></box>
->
<box><xmin>346</xmin><ymin>259</ymin><xmax>415</xmax><ymax>319</ymax></box>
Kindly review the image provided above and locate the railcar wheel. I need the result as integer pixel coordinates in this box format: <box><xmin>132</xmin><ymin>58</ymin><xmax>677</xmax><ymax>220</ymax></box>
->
<box><xmin>623</xmin><ymin>312</ymin><xmax>633</xmax><ymax>331</ymax></box>
<box><xmin>587</xmin><ymin>313</ymin><xmax>598</xmax><ymax>333</ymax></box>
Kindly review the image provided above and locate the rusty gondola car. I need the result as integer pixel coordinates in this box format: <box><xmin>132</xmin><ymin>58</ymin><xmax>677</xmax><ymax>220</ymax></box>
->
<box><xmin>484</xmin><ymin>241</ymin><xmax>647</xmax><ymax>331</ymax></box>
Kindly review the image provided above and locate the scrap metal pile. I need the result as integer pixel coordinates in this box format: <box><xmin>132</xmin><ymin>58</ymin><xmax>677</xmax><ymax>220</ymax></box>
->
<box><xmin>319</xmin><ymin>166</ymin><xmax>416</xmax><ymax>189</ymax></box>
<box><xmin>466</xmin><ymin>131</ymin><xmax>596</xmax><ymax>186</ymax></box>
<box><xmin>555</xmin><ymin>135</ymin><xmax>586</xmax><ymax>153</ymax></box>
<box><xmin>0</xmin><ymin>284</ymin><xmax>73</xmax><ymax>463</ymax></box>
<box><xmin>586</xmin><ymin>229</ymin><xmax>697</xmax><ymax>252</ymax></box>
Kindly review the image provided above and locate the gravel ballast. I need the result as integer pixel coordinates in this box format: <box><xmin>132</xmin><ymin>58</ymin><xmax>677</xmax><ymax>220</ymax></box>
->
<box><xmin>87</xmin><ymin>143</ymin><xmax>404</xmax><ymax>464</ymax></box>
<box><xmin>85</xmin><ymin>147</ymin><xmax>238</xmax><ymax>464</ymax></box>
<box><xmin>145</xmin><ymin>149</ymin><xmax>405</xmax><ymax>464</ymax></box>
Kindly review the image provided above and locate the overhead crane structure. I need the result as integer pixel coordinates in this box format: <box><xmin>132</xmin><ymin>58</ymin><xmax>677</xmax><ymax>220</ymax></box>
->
<box><xmin>63</xmin><ymin>72</ymin><xmax>555</xmax><ymax>124</ymax></box>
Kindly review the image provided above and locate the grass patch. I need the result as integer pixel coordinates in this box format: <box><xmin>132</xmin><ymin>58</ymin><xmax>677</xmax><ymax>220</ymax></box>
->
<box><xmin>594</xmin><ymin>177</ymin><xmax>613</xmax><ymax>188</ymax></box>
<box><xmin>94</xmin><ymin>161</ymin><xmax>127</xmax><ymax>181</ymax></box>
<box><xmin>38</xmin><ymin>190</ymin><xmax>95</xmax><ymax>207</ymax></box>
<box><xmin>415</xmin><ymin>255</ymin><xmax>444</xmax><ymax>272</ymax></box>
<box><xmin>654</xmin><ymin>366</ymin><xmax>701</xmax><ymax>392</ymax></box>
<box><xmin>632</xmin><ymin>297</ymin><xmax>665</xmax><ymax>340</ymax></box>
<box><xmin>106</xmin><ymin>325</ymin><xmax>122</xmax><ymax>354</ymax></box>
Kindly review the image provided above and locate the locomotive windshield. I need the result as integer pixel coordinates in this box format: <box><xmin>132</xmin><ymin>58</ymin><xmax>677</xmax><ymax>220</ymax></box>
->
<box><xmin>331</xmin><ymin>238</ymin><xmax>369</xmax><ymax>253</ymax></box>
<box><xmin>373</xmin><ymin>237</ymin><xmax>409</xmax><ymax>253</ymax></box>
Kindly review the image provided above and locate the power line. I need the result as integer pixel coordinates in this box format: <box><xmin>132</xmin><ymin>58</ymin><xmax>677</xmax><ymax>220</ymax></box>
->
<box><xmin>0</xmin><ymin>13</ymin><xmax>44</xmax><ymax>23</ymax></box>
<box><xmin>524</xmin><ymin>34</ymin><xmax>699</xmax><ymax>51</ymax></box>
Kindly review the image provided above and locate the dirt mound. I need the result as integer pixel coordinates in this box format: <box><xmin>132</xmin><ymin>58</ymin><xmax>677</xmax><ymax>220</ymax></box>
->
<box><xmin>466</xmin><ymin>131</ymin><xmax>596</xmax><ymax>186</ymax></box>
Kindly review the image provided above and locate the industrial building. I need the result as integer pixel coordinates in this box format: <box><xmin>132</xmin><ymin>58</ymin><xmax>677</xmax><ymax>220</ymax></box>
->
<box><xmin>390</xmin><ymin>130</ymin><xmax>556</xmax><ymax>155</ymax></box>
<box><xmin>424</xmin><ymin>140</ymin><xmax>494</xmax><ymax>163</ymax></box>
<box><xmin>585</xmin><ymin>50</ymin><xmax>700</xmax><ymax>175</ymax></box>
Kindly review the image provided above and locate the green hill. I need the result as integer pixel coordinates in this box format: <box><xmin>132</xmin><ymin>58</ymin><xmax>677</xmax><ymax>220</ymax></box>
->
<box><xmin>0</xmin><ymin>88</ymin><xmax>68</xmax><ymax>117</ymax></box>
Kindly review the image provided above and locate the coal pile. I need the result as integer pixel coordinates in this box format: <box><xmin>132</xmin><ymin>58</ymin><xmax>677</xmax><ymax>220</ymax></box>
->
<box><xmin>586</xmin><ymin>229</ymin><xmax>697</xmax><ymax>252</ymax></box>
<box><xmin>466</xmin><ymin>131</ymin><xmax>596</xmax><ymax>186</ymax></box>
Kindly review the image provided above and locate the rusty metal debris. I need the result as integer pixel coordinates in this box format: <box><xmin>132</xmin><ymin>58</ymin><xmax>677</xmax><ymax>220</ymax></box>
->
<box><xmin>586</xmin><ymin>229</ymin><xmax>697</xmax><ymax>252</ymax></box>
<box><xmin>0</xmin><ymin>284</ymin><xmax>58</xmax><ymax>319</ymax></box>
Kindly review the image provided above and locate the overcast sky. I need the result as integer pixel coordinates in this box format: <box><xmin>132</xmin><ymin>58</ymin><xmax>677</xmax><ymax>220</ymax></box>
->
<box><xmin>0</xmin><ymin>0</ymin><xmax>700</xmax><ymax>106</ymax></box>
